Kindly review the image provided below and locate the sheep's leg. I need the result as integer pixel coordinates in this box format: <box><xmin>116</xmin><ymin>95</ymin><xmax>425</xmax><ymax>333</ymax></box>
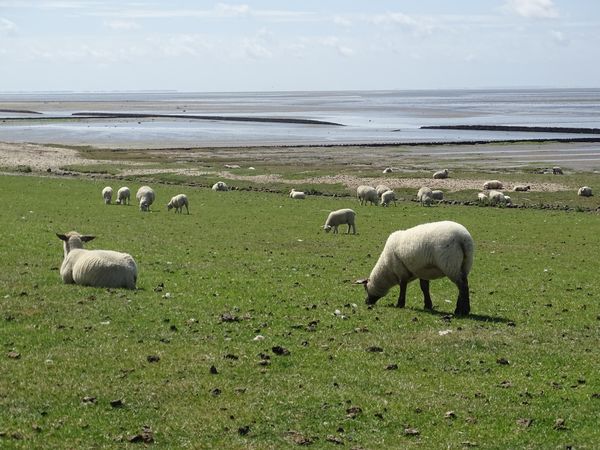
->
<box><xmin>454</xmin><ymin>275</ymin><xmax>470</xmax><ymax>316</ymax></box>
<box><xmin>396</xmin><ymin>280</ymin><xmax>408</xmax><ymax>308</ymax></box>
<box><xmin>420</xmin><ymin>279</ymin><xmax>433</xmax><ymax>310</ymax></box>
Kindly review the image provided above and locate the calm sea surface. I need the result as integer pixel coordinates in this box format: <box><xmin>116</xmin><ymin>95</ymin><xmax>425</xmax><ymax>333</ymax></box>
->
<box><xmin>0</xmin><ymin>89</ymin><xmax>599</xmax><ymax>147</ymax></box>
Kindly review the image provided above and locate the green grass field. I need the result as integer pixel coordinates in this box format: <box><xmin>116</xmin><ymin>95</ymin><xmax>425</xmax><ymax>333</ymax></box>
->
<box><xmin>1</xmin><ymin>174</ymin><xmax>599</xmax><ymax>449</ymax></box>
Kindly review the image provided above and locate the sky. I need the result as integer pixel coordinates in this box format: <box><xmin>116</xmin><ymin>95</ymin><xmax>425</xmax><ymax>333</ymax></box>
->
<box><xmin>0</xmin><ymin>0</ymin><xmax>599</xmax><ymax>92</ymax></box>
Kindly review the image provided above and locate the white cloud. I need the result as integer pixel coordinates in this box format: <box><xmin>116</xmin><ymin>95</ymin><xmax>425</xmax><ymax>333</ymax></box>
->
<box><xmin>551</xmin><ymin>30</ymin><xmax>569</xmax><ymax>45</ymax></box>
<box><xmin>104</xmin><ymin>20</ymin><xmax>140</xmax><ymax>31</ymax></box>
<box><xmin>504</xmin><ymin>0</ymin><xmax>559</xmax><ymax>19</ymax></box>
<box><xmin>369</xmin><ymin>12</ymin><xmax>434</xmax><ymax>35</ymax></box>
<box><xmin>333</xmin><ymin>15</ymin><xmax>353</xmax><ymax>27</ymax></box>
<box><xmin>0</xmin><ymin>17</ymin><xmax>18</xmax><ymax>35</ymax></box>
<box><xmin>214</xmin><ymin>3</ymin><xmax>250</xmax><ymax>17</ymax></box>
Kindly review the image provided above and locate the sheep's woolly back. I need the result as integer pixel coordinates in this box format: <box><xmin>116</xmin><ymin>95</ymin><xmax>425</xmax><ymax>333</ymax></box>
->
<box><xmin>117</xmin><ymin>187</ymin><xmax>130</xmax><ymax>204</ymax></box>
<box><xmin>380</xmin><ymin>190</ymin><xmax>397</xmax><ymax>206</ymax></box>
<box><xmin>136</xmin><ymin>186</ymin><xmax>155</xmax><ymax>211</ymax></box>
<box><xmin>367</xmin><ymin>221</ymin><xmax>474</xmax><ymax>298</ymax></box>
<box><xmin>102</xmin><ymin>186</ymin><xmax>113</xmax><ymax>204</ymax></box>
<box><xmin>375</xmin><ymin>185</ymin><xmax>391</xmax><ymax>197</ymax></box>
<box><xmin>324</xmin><ymin>208</ymin><xmax>355</xmax><ymax>227</ymax></box>
<box><xmin>357</xmin><ymin>185</ymin><xmax>378</xmax><ymax>205</ymax></box>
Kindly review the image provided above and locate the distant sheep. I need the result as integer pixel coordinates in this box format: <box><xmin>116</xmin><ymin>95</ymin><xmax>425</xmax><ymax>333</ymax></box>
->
<box><xmin>102</xmin><ymin>187</ymin><xmax>113</xmax><ymax>205</ymax></box>
<box><xmin>477</xmin><ymin>192</ymin><xmax>488</xmax><ymax>204</ymax></box>
<box><xmin>56</xmin><ymin>231</ymin><xmax>137</xmax><ymax>289</ymax></box>
<box><xmin>136</xmin><ymin>186</ymin><xmax>155</xmax><ymax>212</ymax></box>
<box><xmin>357</xmin><ymin>221</ymin><xmax>474</xmax><ymax>316</ymax></box>
<box><xmin>167</xmin><ymin>194</ymin><xmax>189</xmax><ymax>214</ymax></box>
<box><xmin>289</xmin><ymin>189</ymin><xmax>306</xmax><ymax>199</ymax></box>
<box><xmin>375</xmin><ymin>184</ymin><xmax>391</xmax><ymax>198</ymax></box>
<box><xmin>433</xmin><ymin>169</ymin><xmax>449</xmax><ymax>179</ymax></box>
<box><xmin>417</xmin><ymin>187</ymin><xmax>433</xmax><ymax>206</ymax></box>
<box><xmin>323</xmin><ymin>208</ymin><xmax>356</xmax><ymax>234</ymax></box>
<box><xmin>483</xmin><ymin>180</ymin><xmax>503</xmax><ymax>190</ymax></box>
<box><xmin>212</xmin><ymin>181</ymin><xmax>229</xmax><ymax>192</ymax></box>
<box><xmin>488</xmin><ymin>190</ymin><xmax>507</xmax><ymax>206</ymax></box>
<box><xmin>553</xmin><ymin>166</ymin><xmax>563</xmax><ymax>175</ymax></box>
<box><xmin>380</xmin><ymin>190</ymin><xmax>397</xmax><ymax>207</ymax></box>
<box><xmin>357</xmin><ymin>185</ymin><xmax>379</xmax><ymax>206</ymax></box>
<box><xmin>431</xmin><ymin>190</ymin><xmax>444</xmax><ymax>201</ymax></box>
<box><xmin>513</xmin><ymin>185</ymin><xmax>530</xmax><ymax>192</ymax></box>
<box><xmin>116</xmin><ymin>187</ymin><xmax>130</xmax><ymax>205</ymax></box>
<box><xmin>578</xmin><ymin>186</ymin><xmax>593</xmax><ymax>197</ymax></box>
<box><xmin>383</xmin><ymin>167</ymin><xmax>393</xmax><ymax>174</ymax></box>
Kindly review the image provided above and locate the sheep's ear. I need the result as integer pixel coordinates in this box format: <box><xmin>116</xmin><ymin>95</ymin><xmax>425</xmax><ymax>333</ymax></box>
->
<box><xmin>80</xmin><ymin>235</ymin><xmax>96</xmax><ymax>242</ymax></box>
<box><xmin>56</xmin><ymin>233</ymin><xmax>68</xmax><ymax>241</ymax></box>
<box><xmin>354</xmin><ymin>278</ymin><xmax>369</xmax><ymax>285</ymax></box>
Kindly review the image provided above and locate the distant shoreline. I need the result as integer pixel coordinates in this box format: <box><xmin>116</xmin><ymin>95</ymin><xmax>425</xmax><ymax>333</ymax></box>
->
<box><xmin>422</xmin><ymin>124</ymin><xmax>600</xmax><ymax>135</ymax></box>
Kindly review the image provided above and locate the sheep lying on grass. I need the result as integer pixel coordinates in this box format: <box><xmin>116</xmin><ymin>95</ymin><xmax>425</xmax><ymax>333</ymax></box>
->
<box><xmin>433</xmin><ymin>169</ymin><xmax>449</xmax><ymax>179</ymax></box>
<box><xmin>289</xmin><ymin>189</ymin><xmax>306</xmax><ymax>199</ymax></box>
<box><xmin>56</xmin><ymin>231</ymin><xmax>137</xmax><ymax>289</ymax></box>
<box><xmin>167</xmin><ymin>194</ymin><xmax>189</xmax><ymax>214</ymax></box>
<box><xmin>513</xmin><ymin>185</ymin><xmax>530</xmax><ymax>192</ymax></box>
<box><xmin>136</xmin><ymin>186</ymin><xmax>155</xmax><ymax>211</ymax></box>
<box><xmin>488</xmin><ymin>190</ymin><xmax>507</xmax><ymax>206</ymax></box>
<box><xmin>417</xmin><ymin>187</ymin><xmax>433</xmax><ymax>206</ymax></box>
<box><xmin>383</xmin><ymin>167</ymin><xmax>393</xmax><ymax>174</ymax></box>
<box><xmin>212</xmin><ymin>181</ymin><xmax>229</xmax><ymax>192</ymax></box>
<box><xmin>323</xmin><ymin>209</ymin><xmax>356</xmax><ymax>234</ymax></box>
<box><xmin>357</xmin><ymin>185</ymin><xmax>378</xmax><ymax>206</ymax></box>
<box><xmin>356</xmin><ymin>221</ymin><xmax>474</xmax><ymax>316</ymax></box>
<box><xmin>578</xmin><ymin>186</ymin><xmax>593</xmax><ymax>197</ymax></box>
<box><xmin>477</xmin><ymin>192</ymin><xmax>488</xmax><ymax>204</ymax></box>
<box><xmin>483</xmin><ymin>180</ymin><xmax>503</xmax><ymax>190</ymax></box>
<box><xmin>116</xmin><ymin>186</ymin><xmax>130</xmax><ymax>205</ymax></box>
<box><xmin>380</xmin><ymin>190</ymin><xmax>397</xmax><ymax>207</ymax></box>
<box><xmin>102</xmin><ymin>187</ymin><xmax>113</xmax><ymax>204</ymax></box>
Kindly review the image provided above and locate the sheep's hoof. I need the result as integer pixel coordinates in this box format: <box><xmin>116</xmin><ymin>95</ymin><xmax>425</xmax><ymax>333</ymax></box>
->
<box><xmin>454</xmin><ymin>308</ymin><xmax>470</xmax><ymax>317</ymax></box>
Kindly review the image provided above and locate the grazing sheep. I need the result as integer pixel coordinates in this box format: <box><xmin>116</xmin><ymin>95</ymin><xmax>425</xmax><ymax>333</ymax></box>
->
<box><xmin>383</xmin><ymin>167</ymin><xmax>393</xmax><ymax>174</ymax></box>
<box><xmin>375</xmin><ymin>184</ymin><xmax>391</xmax><ymax>198</ymax></box>
<box><xmin>488</xmin><ymin>190</ymin><xmax>507</xmax><ymax>206</ymax></box>
<box><xmin>380</xmin><ymin>190</ymin><xmax>397</xmax><ymax>207</ymax></box>
<box><xmin>513</xmin><ymin>185</ymin><xmax>530</xmax><ymax>192</ymax></box>
<box><xmin>433</xmin><ymin>169</ymin><xmax>449</xmax><ymax>179</ymax></box>
<box><xmin>578</xmin><ymin>186</ymin><xmax>593</xmax><ymax>197</ymax></box>
<box><xmin>483</xmin><ymin>180</ymin><xmax>503</xmax><ymax>190</ymax></box>
<box><xmin>323</xmin><ymin>208</ymin><xmax>356</xmax><ymax>234</ymax></box>
<box><xmin>417</xmin><ymin>187</ymin><xmax>433</xmax><ymax>206</ymax></box>
<box><xmin>116</xmin><ymin>186</ymin><xmax>130</xmax><ymax>205</ymax></box>
<box><xmin>553</xmin><ymin>166</ymin><xmax>563</xmax><ymax>175</ymax></box>
<box><xmin>477</xmin><ymin>192</ymin><xmax>488</xmax><ymax>204</ymax></box>
<box><xmin>431</xmin><ymin>190</ymin><xmax>444</xmax><ymax>201</ymax></box>
<box><xmin>212</xmin><ymin>181</ymin><xmax>229</xmax><ymax>192</ymax></box>
<box><xmin>56</xmin><ymin>231</ymin><xmax>137</xmax><ymax>289</ymax></box>
<box><xmin>167</xmin><ymin>194</ymin><xmax>189</xmax><ymax>214</ymax></box>
<box><xmin>136</xmin><ymin>186</ymin><xmax>155</xmax><ymax>212</ymax></box>
<box><xmin>357</xmin><ymin>221</ymin><xmax>474</xmax><ymax>316</ymax></box>
<box><xmin>102</xmin><ymin>187</ymin><xmax>113</xmax><ymax>205</ymax></box>
<box><xmin>357</xmin><ymin>185</ymin><xmax>379</xmax><ymax>206</ymax></box>
<box><xmin>289</xmin><ymin>189</ymin><xmax>306</xmax><ymax>199</ymax></box>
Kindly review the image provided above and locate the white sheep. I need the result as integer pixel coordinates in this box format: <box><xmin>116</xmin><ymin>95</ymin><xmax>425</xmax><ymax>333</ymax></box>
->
<box><xmin>323</xmin><ymin>208</ymin><xmax>356</xmax><ymax>234</ymax></box>
<box><xmin>483</xmin><ymin>180</ymin><xmax>503</xmax><ymax>190</ymax></box>
<box><xmin>356</xmin><ymin>221</ymin><xmax>474</xmax><ymax>316</ymax></box>
<box><xmin>167</xmin><ymin>194</ymin><xmax>189</xmax><ymax>214</ymax></box>
<box><xmin>504</xmin><ymin>195</ymin><xmax>512</xmax><ymax>205</ymax></box>
<box><xmin>417</xmin><ymin>187</ymin><xmax>433</xmax><ymax>206</ymax></box>
<box><xmin>357</xmin><ymin>185</ymin><xmax>379</xmax><ymax>206</ymax></box>
<box><xmin>513</xmin><ymin>185</ymin><xmax>530</xmax><ymax>192</ymax></box>
<box><xmin>433</xmin><ymin>169</ymin><xmax>449</xmax><ymax>179</ymax></box>
<box><xmin>116</xmin><ymin>186</ymin><xmax>130</xmax><ymax>205</ymax></box>
<box><xmin>383</xmin><ymin>167</ymin><xmax>393</xmax><ymax>174</ymax></box>
<box><xmin>380</xmin><ymin>190</ymin><xmax>397</xmax><ymax>207</ymax></box>
<box><xmin>431</xmin><ymin>190</ymin><xmax>444</xmax><ymax>201</ymax></box>
<box><xmin>289</xmin><ymin>189</ymin><xmax>306</xmax><ymax>199</ymax></box>
<box><xmin>136</xmin><ymin>186</ymin><xmax>155</xmax><ymax>211</ymax></box>
<box><xmin>578</xmin><ymin>186</ymin><xmax>593</xmax><ymax>197</ymax></box>
<box><xmin>488</xmin><ymin>190</ymin><xmax>507</xmax><ymax>206</ymax></box>
<box><xmin>477</xmin><ymin>192</ymin><xmax>488</xmax><ymax>204</ymax></box>
<box><xmin>375</xmin><ymin>184</ymin><xmax>391</xmax><ymax>198</ymax></box>
<box><xmin>212</xmin><ymin>181</ymin><xmax>229</xmax><ymax>192</ymax></box>
<box><xmin>102</xmin><ymin>186</ymin><xmax>113</xmax><ymax>205</ymax></box>
<box><xmin>56</xmin><ymin>231</ymin><xmax>137</xmax><ymax>289</ymax></box>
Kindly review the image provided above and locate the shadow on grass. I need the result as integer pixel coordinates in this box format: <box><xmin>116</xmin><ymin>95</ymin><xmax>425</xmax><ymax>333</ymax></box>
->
<box><xmin>382</xmin><ymin>303</ymin><xmax>513</xmax><ymax>324</ymax></box>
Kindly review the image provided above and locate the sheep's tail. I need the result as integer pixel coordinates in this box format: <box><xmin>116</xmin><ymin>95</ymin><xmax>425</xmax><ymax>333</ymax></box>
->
<box><xmin>459</xmin><ymin>235</ymin><xmax>475</xmax><ymax>276</ymax></box>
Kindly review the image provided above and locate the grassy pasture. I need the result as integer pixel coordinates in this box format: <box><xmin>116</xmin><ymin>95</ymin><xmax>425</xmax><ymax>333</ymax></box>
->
<box><xmin>1</xmin><ymin>174</ymin><xmax>599</xmax><ymax>449</ymax></box>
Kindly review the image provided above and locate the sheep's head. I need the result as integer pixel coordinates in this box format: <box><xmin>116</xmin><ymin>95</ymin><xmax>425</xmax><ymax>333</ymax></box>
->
<box><xmin>355</xmin><ymin>279</ymin><xmax>380</xmax><ymax>305</ymax></box>
<box><xmin>57</xmin><ymin>231</ymin><xmax>95</xmax><ymax>255</ymax></box>
<box><xmin>167</xmin><ymin>202</ymin><xmax>174</xmax><ymax>211</ymax></box>
<box><xmin>323</xmin><ymin>225</ymin><xmax>332</xmax><ymax>233</ymax></box>
<box><xmin>140</xmin><ymin>201</ymin><xmax>150</xmax><ymax>211</ymax></box>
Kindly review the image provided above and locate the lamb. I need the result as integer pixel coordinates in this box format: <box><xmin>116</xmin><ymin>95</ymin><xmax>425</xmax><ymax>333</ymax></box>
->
<box><xmin>513</xmin><ymin>185</ymin><xmax>530</xmax><ymax>192</ymax></box>
<box><xmin>136</xmin><ymin>186</ymin><xmax>155</xmax><ymax>211</ymax></box>
<box><xmin>375</xmin><ymin>184</ymin><xmax>391</xmax><ymax>198</ymax></box>
<box><xmin>289</xmin><ymin>189</ymin><xmax>306</xmax><ymax>199</ymax></box>
<box><xmin>212</xmin><ymin>181</ymin><xmax>229</xmax><ymax>192</ymax></box>
<box><xmin>102</xmin><ymin>186</ymin><xmax>113</xmax><ymax>204</ymax></box>
<box><xmin>323</xmin><ymin>208</ymin><xmax>356</xmax><ymax>234</ymax></box>
<box><xmin>357</xmin><ymin>185</ymin><xmax>379</xmax><ymax>206</ymax></box>
<box><xmin>431</xmin><ymin>190</ymin><xmax>444</xmax><ymax>201</ymax></box>
<box><xmin>416</xmin><ymin>186</ymin><xmax>433</xmax><ymax>206</ymax></box>
<box><xmin>116</xmin><ymin>186</ymin><xmax>130</xmax><ymax>205</ymax></box>
<box><xmin>578</xmin><ymin>186</ymin><xmax>593</xmax><ymax>197</ymax></box>
<box><xmin>56</xmin><ymin>231</ymin><xmax>137</xmax><ymax>289</ymax></box>
<box><xmin>356</xmin><ymin>221</ymin><xmax>474</xmax><ymax>316</ymax></box>
<box><xmin>433</xmin><ymin>169</ymin><xmax>449</xmax><ymax>179</ymax></box>
<box><xmin>483</xmin><ymin>180</ymin><xmax>503</xmax><ymax>190</ymax></box>
<box><xmin>380</xmin><ymin>190</ymin><xmax>397</xmax><ymax>207</ymax></box>
<box><xmin>167</xmin><ymin>194</ymin><xmax>189</xmax><ymax>214</ymax></box>
<box><xmin>488</xmin><ymin>190</ymin><xmax>507</xmax><ymax>206</ymax></box>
